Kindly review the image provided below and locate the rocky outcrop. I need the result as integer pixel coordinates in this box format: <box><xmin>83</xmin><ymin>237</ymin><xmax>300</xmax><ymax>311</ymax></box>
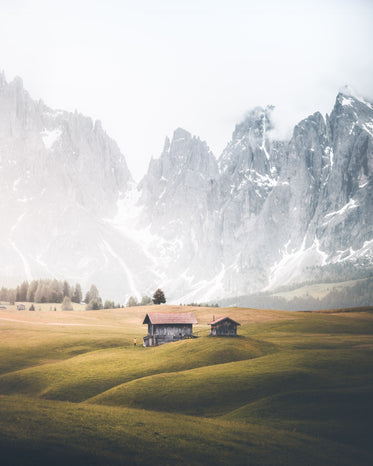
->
<box><xmin>0</xmin><ymin>73</ymin><xmax>140</xmax><ymax>298</ymax></box>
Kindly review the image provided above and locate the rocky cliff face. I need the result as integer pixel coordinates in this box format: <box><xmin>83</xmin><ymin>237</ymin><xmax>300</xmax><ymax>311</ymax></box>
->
<box><xmin>0</xmin><ymin>73</ymin><xmax>148</xmax><ymax>299</ymax></box>
<box><xmin>262</xmin><ymin>92</ymin><xmax>373</xmax><ymax>289</ymax></box>
<box><xmin>0</xmin><ymin>73</ymin><xmax>372</xmax><ymax>302</ymax></box>
<box><xmin>137</xmin><ymin>128</ymin><xmax>222</xmax><ymax>301</ymax></box>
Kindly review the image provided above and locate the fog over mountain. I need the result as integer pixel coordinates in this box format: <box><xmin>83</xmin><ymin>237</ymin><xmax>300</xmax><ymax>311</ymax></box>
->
<box><xmin>1</xmin><ymin>74</ymin><xmax>372</xmax><ymax>303</ymax></box>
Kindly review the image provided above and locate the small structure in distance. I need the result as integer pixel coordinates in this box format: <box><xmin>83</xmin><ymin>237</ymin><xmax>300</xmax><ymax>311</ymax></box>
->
<box><xmin>209</xmin><ymin>316</ymin><xmax>240</xmax><ymax>336</ymax></box>
<box><xmin>143</xmin><ymin>312</ymin><xmax>197</xmax><ymax>347</ymax></box>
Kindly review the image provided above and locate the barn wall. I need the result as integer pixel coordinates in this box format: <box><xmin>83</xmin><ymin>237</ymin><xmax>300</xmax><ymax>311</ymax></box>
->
<box><xmin>211</xmin><ymin>321</ymin><xmax>237</xmax><ymax>336</ymax></box>
<box><xmin>153</xmin><ymin>324</ymin><xmax>192</xmax><ymax>337</ymax></box>
<box><xmin>144</xmin><ymin>323</ymin><xmax>194</xmax><ymax>346</ymax></box>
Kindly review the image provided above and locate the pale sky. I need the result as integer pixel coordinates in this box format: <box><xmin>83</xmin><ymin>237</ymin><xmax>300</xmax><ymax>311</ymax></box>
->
<box><xmin>0</xmin><ymin>0</ymin><xmax>372</xmax><ymax>180</ymax></box>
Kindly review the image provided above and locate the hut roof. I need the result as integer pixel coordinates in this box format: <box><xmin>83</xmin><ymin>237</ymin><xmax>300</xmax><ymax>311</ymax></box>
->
<box><xmin>143</xmin><ymin>312</ymin><xmax>197</xmax><ymax>325</ymax></box>
<box><xmin>208</xmin><ymin>316</ymin><xmax>241</xmax><ymax>326</ymax></box>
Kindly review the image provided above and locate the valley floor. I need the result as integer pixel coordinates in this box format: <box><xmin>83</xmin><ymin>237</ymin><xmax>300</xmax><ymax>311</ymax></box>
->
<box><xmin>0</xmin><ymin>305</ymin><xmax>372</xmax><ymax>465</ymax></box>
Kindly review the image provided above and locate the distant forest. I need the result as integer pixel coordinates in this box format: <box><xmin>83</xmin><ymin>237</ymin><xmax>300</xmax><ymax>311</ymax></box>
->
<box><xmin>0</xmin><ymin>279</ymin><xmax>83</xmax><ymax>304</ymax></box>
<box><xmin>219</xmin><ymin>277</ymin><xmax>373</xmax><ymax>311</ymax></box>
<box><xmin>0</xmin><ymin>279</ymin><xmax>119</xmax><ymax>310</ymax></box>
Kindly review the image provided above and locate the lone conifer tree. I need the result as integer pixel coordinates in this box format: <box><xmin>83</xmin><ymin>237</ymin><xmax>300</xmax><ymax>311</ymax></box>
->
<box><xmin>152</xmin><ymin>288</ymin><xmax>166</xmax><ymax>305</ymax></box>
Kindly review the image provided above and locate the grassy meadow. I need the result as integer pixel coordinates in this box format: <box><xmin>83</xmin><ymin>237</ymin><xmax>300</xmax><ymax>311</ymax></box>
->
<box><xmin>0</xmin><ymin>304</ymin><xmax>372</xmax><ymax>465</ymax></box>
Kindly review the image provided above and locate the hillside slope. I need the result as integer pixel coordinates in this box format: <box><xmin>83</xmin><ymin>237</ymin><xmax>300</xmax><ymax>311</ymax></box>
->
<box><xmin>0</xmin><ymin>305</ymin><xmax>372</xmax><ymax>465</ymax></box>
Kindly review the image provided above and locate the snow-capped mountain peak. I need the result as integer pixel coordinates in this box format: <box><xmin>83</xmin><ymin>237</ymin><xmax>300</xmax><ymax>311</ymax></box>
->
<box><xmin>0</xmin><ymin>75</ymin><xmax>372</xmax><ymax>303</ymax></box>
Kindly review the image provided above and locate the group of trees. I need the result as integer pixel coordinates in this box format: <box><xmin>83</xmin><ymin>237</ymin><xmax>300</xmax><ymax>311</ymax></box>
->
<box><xmin>126</xmin><ymin>289</ymin><xmax>166</xmax><ymax>307</ymax></box>
<box><xmin>0</xmin><ymin>280</ymin><xmax>168</xmax><ymax>311</ymax></box>
<box><xmin>0</xmin><ymin>279</ymin><xmax>83</xmax><ymax>304</ymax></box>
<box><xmin>0</xmin><ymin>280</ymin><xmax>110</xmax><ymax>311</ymax></box>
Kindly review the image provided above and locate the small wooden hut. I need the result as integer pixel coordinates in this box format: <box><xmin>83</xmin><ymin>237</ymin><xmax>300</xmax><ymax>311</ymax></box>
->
<box><xmin>143</xmin><ymin>312</ymin><xmax>197</xmax><ymax>347</ymax></box>
<box><xmin>209</xmin><ymin>316</ymin><xmax>240</xmax><ymax>336</ymax></box>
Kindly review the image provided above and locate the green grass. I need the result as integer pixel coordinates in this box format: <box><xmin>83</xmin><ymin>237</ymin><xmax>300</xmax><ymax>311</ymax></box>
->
<box><xmin>0</xmin><ymin>306</ymin><xmax>372</xmax><ymax>465</ymax></box>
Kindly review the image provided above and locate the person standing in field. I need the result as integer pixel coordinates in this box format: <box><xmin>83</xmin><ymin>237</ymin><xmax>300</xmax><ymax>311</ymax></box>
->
<box><xmin>134</xmin><ymin>338</ymin><xmax>137</xmax><ymax>346</ymax></box>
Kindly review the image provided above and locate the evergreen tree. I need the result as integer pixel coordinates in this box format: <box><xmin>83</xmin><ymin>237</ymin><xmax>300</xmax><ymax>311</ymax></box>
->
<box><xmin>34</xmin><ymin>281</ymin><xmax>45</xmax><ymax>303</ymax></box>
<box><xmin>72</xmin><ymin>283</ymin><xmax>82</xmax><ymax>303</ymax></box>
<box><xmin>85</xmin><ymin>284</ymin><xmax>100</xmax><ymax>303</ymax></box>
<box><xmin>0</xmin><ymin>287</ymin><xmax>8</xmax><ymax>301</ymax></box>
<box><xmin>8</xmin><ymin>289</ymin><xmax>16</xmax><ymax>304</ymax></box>
<box><xmin>63</xmin><ymin>281</ymin><xmax>71</xmax><ymax>298</ymax></box>
<box><xmin>126</xmin><ymin>296</ymin><xmax>138</xmax><ymax>307</ymax></box>
<box><xmin>27</xmin><ymin>280</ymin><xmax>38</xmax><ymax>302</ymax></box>
<box><xmin>152</xmin><ymin>288</ymin><xmax>166</xmax><ymax>305</ymax></box>
<box><xmin>18</xmin><ymin>281</ymin><xmax>29</xmax><ymax>301</ymax></box>
<box><xmin>16</xmin><ymin>282</ymin><xmax>29</xmax><ymax>301</ymax></box>
<box><xmin>140</xmin><ymin>295</ymin><xmax>152</xmax><ymax>306</ymax></box>
<box><xmin>16</xmin><ymin>285</ymin><xmax>21</xmax><ymax>302</ymax></box>
<box><xmin>51</xmin><ymin>279</ymin><xmax>63</xmax><ymax>303</ymax></box>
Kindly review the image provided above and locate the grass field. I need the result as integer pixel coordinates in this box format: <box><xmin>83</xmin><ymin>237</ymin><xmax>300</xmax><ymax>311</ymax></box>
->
<box><xmin>0</xmin><ymin>304</ymin><xmax>372</xmax><ymax>465</ymax></box>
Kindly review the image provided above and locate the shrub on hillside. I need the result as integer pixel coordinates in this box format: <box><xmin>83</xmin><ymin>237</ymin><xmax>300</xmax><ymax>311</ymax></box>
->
<box><xmin>86</xmin><ymin>297</ymin><xmax>103</xmax><ymax>310</ymax></box>
<box><xmin>61</xmin><ymin>296</ymin><xmax>74</xmax><ymax>311</ymax></box>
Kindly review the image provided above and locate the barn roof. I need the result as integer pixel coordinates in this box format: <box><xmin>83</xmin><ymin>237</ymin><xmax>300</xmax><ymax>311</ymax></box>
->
<box><xmin>208</xmin><ymin>316</ymin><xmax>241</xmax><ymax>326</ymax></box>
<box><xmin>143</xmin><ymin>312</ymin><xmax>197</xmax><ymax>325</ymax></box>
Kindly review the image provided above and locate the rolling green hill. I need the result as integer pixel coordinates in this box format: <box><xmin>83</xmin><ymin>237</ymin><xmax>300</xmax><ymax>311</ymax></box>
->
<box><xmin>0</xmin><ymin>305</ymin><xmax>372</xmax><ymax>465</ymax></box>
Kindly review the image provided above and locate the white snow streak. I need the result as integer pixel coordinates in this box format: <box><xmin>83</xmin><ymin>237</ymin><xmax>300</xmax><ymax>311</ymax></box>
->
<box><xmin>266</xmin><ymin>235</ymin><xmax>328</xmax><ymax>290</ymax></box>
<box><xmin>41</xmin><ymin>128</ymin><xmax>62</xmax><ymax>149</ymax></box>
<box><xmin>101</xmin><ymin>239</ymin><xmax>141</xmax><ymax>298</ymax></box>
<box><xmin>9</xmin><ymin>213</ymin><xmax>33</xmax><ymax>281</ymax></box>
<box><xmin>260</xmin><ymin>115</ymin><xmax>270</xmax><ymax>160</ymax></box>
<box><xmin>324</xmin><ymin>199</ymin><xmax>358</xmax><ymax>219</ymax></box>
<box><xmin>363</xmin><ymin>120</ymin><xmax>373</xmax><ymax>137</ymax></box>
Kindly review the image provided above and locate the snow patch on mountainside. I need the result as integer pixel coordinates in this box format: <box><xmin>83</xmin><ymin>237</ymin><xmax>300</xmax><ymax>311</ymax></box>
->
<box><xmin>101</xmin><ymin>239</ymin><xmax>141</xmax><ymax>298</ymax></box>
<box><xmin>8</xmin><ymin>213</ymin><xmax>33</xmax><ymax>281</ymax></box>
<box><xmin>41</xmin><ymin>128</ymin><xmax>62</xmax><ymax>149</ymax></box>
<box><xmin>266</xmin><ymin>236</ymin><xmax>329</xmax><ymax>290</ymax></box>
<box><xmin>324</xmin><ymin>199</ymin><xmax>358</xmax><ymax>220</ymax></box>
<box><xmin>176</xmin><ymin>265</ymin><xmax>226</xmax><ymax>303</ymax></box>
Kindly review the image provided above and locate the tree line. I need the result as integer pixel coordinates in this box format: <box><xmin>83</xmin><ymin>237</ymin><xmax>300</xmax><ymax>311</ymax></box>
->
<box><xmin>0</xmin><ymin>280</ymin><xmax>113</xmax><ymax>310</ymax></box>
<box><xmin>0</xmin><ymin>280</ymin><xmax>167</xmax><ymax>310</ymax></box>
<box><xmin>126</xmin><ymin>288</ymin><xmax>166</xmax><ymax>306</ymax></box>
<box><xmin>0</xmin><ymin>279</ymin><xmax>83</xmax><ymax>304</ymax></box>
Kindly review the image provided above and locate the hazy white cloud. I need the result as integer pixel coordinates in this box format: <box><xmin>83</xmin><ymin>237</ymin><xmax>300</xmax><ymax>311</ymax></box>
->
<box><xmin>0</xmin><ymin>0</ymin><xmax>372</xmax><ymax>179</ymax></box>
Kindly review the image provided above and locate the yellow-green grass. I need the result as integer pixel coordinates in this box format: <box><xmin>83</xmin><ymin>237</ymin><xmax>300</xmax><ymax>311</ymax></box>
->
<box><xmin>0</xmin><ymin>305</ymin><xmax>373</xmax><ymax>465</ymax></box>
<box><xmin>223</xmin><ymin>386</ymin><xmax>373</xmax><ymax>450</ymax></box>
<box><xmin>2</xmin><ymin>394</ymin><xmax>368</xmax><ymax>466</ymax></box>
<box><xmin>0</xmin><ymin>333</ymin><xmax>275</xmax><ymax>401</ymax></box>
<box><xmin>87</xmin><ymin>348</ymin><xmax>373</xmax><ymax>416</ymax></box>
<box><xmin>1</xmin><ymin>301</ymin><xmax>88</xmax><ymax>311</ymax></box>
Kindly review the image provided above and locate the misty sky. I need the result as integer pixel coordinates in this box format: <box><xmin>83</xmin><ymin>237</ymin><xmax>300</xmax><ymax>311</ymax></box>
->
<box><xmin>0</xmin><ymin>0</ymin><xmax>372</xmax><ymax>180</ymax></box>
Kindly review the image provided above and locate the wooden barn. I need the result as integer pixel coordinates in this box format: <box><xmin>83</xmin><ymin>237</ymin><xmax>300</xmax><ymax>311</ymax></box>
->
<box><xmin>209</xmin><ymin>316</ymin><xmax>240</xmax><ymax>336</ymax></box>
<box><xmin>143</xmin><ymin>312</ymin><xmax>197</xmax><ymax>347</ymax></box>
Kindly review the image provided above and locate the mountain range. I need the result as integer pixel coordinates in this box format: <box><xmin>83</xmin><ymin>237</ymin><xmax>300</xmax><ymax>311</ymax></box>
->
<box><xmin>0</xmin><ymin>72</ymin><xmax>372</xmax><ymax>304</ymax></box>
